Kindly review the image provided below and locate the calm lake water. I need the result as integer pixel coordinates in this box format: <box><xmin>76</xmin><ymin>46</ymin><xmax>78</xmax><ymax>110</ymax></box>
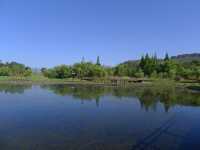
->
<box><xmin>0</xmin><ymin>84</ymin><xmax>200</xmax><ymax>150</ymax></box>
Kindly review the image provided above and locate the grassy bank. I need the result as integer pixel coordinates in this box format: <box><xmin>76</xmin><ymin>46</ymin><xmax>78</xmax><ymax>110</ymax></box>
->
<box><xmin>0</xmin><ymin>75</ymin><xmax>123</xmax><ymax>85</ymax></box>
<box><xmin>0</xmin><ymin>75</ymin><xmax>199</xmax><ymax>89</ymax></box>
<box><xmin>0</xmin><ymin>75</ymin><xmax>91</xmax><ymax>85</ymax></box>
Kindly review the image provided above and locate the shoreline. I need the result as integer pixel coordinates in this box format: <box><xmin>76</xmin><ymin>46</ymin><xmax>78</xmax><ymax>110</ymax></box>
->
<box><xmin>0</xmin><ymin>79</ymin><xmax>152</xmax><ymax>86</ymax></box>
<box><xmin>0</xmin><ymin>79</ymin><xmax>199</xmax><ymax>91</ymax></box>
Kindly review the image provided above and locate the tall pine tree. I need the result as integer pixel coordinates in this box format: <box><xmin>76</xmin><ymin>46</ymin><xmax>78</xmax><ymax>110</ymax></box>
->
<box><xmin>96</xmin><ymin>56</ymin><xmax>101</xmax><ymax>66</ymax></box>
<box><xmin>164</xmin><ymin>53</ymin><xmax>169</xmax><ymax>61</ymax></box>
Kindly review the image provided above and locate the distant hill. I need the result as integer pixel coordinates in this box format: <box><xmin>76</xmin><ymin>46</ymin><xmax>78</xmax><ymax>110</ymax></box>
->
<box><xmin>119</xmin><ymin>53</ymin><xmax>200</xmax><ymax>66</ymax></box>
<box><xmin>171</xmin><ymin>53</ymin><xmax>200</xmax><ymax>63</ymax></box>
<box><xmin>120</xmin><ymin>60</ymin><xmax>139</xmax><ymax>65</ymax></box>
<box><xmin>117</xmin><ymin>60</ymin><xmax>141</xmax><ymax>68</ymax></box>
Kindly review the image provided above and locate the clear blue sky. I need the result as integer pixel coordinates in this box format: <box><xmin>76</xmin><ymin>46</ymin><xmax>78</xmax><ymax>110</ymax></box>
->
<box><xmin>0</xmin><ymin>0</ymin><xmax>200</xmax><ymax>68</ymax></box>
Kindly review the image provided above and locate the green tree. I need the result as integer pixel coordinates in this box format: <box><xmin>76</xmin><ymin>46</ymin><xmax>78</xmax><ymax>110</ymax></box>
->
<box><xmin>54</xmin><ymin>65</ymin><xmax>71</xmax><ymax>78</ymax></box>
<box><xmin>24</xmin><ymin>67</ymin><xmax>32</xmax><ymax>77</ymax></box>
<box><xmin>135</xmin><ymin>68</ymin><xmax>144</xmax><ymax>78</ymax></box>
<box><xmin>164</xmin><ymin>53</ymin><xmax>169</xmax><ymax>61</ymax></box>
<box><xmin>96</xmin><ymin>56</ymin><xmax>101</xmax><ymax>66</ymax></box>
<box><xmin>139</xmin><ymin>55</ymin><xmax>145</xmax><ymax>69</ymax></box>
<box><xmin>142</xmin><ymin>54</ymin><xmax>157</xmax><ymax>76</ymax></box>
<box><xmin>0</xmin><ymin>67</ymin><xmax>10</xmax><ymax>76</ymax></box>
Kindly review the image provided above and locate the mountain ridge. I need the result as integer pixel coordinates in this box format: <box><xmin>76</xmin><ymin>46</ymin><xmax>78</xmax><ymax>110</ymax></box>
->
<box><xmin>120</xmin><ymin>53</ymin><xmax>200</xmax><ymax>65</ymax></box>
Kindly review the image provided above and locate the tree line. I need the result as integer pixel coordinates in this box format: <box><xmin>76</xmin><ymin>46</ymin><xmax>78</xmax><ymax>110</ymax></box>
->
<box><xmin>41</xmin><ymin>54</ymin><xmax>200</xmax><ymax>80</ymax></box>
<box><xmin>41</xmin><ymin>57</ymin><xmax>111</xmax><ymax>79</ymax></box>
<box><xmin>0</xmin><ymin>54</ymin><xmax>199</xmax><ymax>80</ymax></box>
<box><xmin>0</xmin><ymin>61</ymin><xmax>32</xmax><ymax>77</ymax></box>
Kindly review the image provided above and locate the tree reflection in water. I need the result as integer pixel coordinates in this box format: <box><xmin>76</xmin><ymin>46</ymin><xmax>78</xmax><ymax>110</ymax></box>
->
<box><xmin>0</xmin><ymin>84</ymin><xmax>32</xmax><ymax>94</ymax></box>
<box><xmin>41</xmin><ymin>84</ymin><xmax>200</xmax><ymax>112</ymax></box>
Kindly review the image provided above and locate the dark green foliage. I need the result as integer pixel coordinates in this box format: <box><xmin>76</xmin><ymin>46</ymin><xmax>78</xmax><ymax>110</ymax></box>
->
<box><xmin>41</xmin><ymin>68</ymin><xmax>47</xmax><ymax>73</ymax></box>
<box><xmin>24</xmin><ymin>67</ymin><xmax>32</xmax><ymax>77</ymax></box>
<box><xmin>42</xmin><ymin>65</ymin><xmax>71</xmax><ymax>79</ymax></box>
<box><xmin>164</xmin><ymin>53</ymin><xmax>169</xmax><ymax>61</ymax></box>
<box><xmin>138</xmin><ymin>53</ymin><xmax>158</xmax><ymax>77</ymax></box>
<box><xmin>54</xmin><ymin>65</ymin><xmax>71</xmax><ymax>78</ymax></box>
<box><xmin>42</xmin><ymin>53</ymin><xmax>200</xmax><ymax>80</ymax></box>
<box><xmin>0</xmin><ymin>67</ymin><xmax>10</xmax><ymax>76</ymax></box>
<box><xmin>96</xmin><ymin>56</ymin><xmax>101</xmax><ymax>66</ymax></box>
<box><xmin>117</xmin><ymin>53</ymin><xmax>200</xmax><ymax>80</ymax></box>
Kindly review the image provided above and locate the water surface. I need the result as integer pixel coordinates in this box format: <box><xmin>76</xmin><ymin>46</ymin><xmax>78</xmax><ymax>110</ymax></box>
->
<box><xmin>0</xmin><ymin>84</ymin><xmax>199</xmax><ymax>150</ymax></box>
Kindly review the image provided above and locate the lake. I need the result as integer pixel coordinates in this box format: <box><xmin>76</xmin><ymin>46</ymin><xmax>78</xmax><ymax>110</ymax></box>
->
<box><xmin>0</xmin><ymin>84</ymin><xmax>199</xmax><ymax>150</ymax></box>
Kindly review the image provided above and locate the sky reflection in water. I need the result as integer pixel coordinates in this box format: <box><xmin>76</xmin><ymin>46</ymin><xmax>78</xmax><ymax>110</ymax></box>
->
<box><xmin>0</xmin><ymin>84</ymin><xmax>199</xmax><ymax>150</ymax></box>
